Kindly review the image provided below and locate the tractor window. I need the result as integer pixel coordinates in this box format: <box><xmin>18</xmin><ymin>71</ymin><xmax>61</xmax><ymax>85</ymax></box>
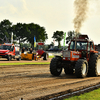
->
<box><xmin>91</xmin><ymin>42</ymin><xmax>94</xmax><ymax>50</ymax></box>
<box><xmin>88</xmin><ymin>43</ymin><xmax>90</xmax><ymax>51</ymax></box>
<box><xmin>77</xmin><ymin>42</ymin><xmax>81</xmax><ymax>49</ymax></box>
<box><xmin>38</xmin><ymin>45</ymin><xmax>44</xmax><ymax>50</ymax></box>
<box><xmin>36</xmin><ymin>45</ymin><xmax>45</xmax><ymax>50</ymax></box>
<box><xmin>70</xmin><ymin>41</ymin><xmax>74</xmax><ymax>49</ymax></box>
<box><xmin>88</xmin><ymin>42</ymin><xmax>94</xmax><ymax>51</ymax></box>
<box><xmin>79</xmin><ymin>42</ymin><xmax>87</xmax><ymax>50</ymax></box>
<box><xmin>70</xmin><ymin>41</ymin><xmax>87</xmax><ymax>50</ymax></box>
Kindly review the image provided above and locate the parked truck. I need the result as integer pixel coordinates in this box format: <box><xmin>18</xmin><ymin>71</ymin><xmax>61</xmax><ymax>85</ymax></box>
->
<box><xmin>0</xmin><ymin>43</ymin><xmax>21</xmax><ymax>61</ymax></box>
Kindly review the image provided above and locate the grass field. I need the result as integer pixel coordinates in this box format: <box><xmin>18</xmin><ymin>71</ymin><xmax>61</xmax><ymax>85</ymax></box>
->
<box><xmin>0</xmin><ymin>62</ymin><xmax>50</xmax><ymax>65</ymax></box>
<box><xmin>49</xmin><ymin>55</ymin><xmax>54</xmax><ymax>58</ymax></box>
<box><xmin>64</xmin><ymin>87</ymin><xmax>100</xmax><ymax>100</ymax></box>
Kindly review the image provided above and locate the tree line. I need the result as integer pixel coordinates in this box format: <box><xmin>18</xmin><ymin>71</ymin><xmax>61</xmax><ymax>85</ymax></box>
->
<box><xmin>0</xmin><ymin>19</ymin><xmax>76</xmax><ymax>48</ymax></box>
<box><xmin>0</xmin><ymin>19</ymin><xmax>48</xmax><ymax>47</ymax></box>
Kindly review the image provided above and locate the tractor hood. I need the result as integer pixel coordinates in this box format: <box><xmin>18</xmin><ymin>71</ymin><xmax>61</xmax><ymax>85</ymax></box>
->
<box><xmin>0</xmin><ymin>50</ymin><xmax>10</xmax><ymax>53</ymax></box>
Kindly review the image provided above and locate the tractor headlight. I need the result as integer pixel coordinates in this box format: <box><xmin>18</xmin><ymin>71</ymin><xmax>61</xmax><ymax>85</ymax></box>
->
<box><xmin>5</xmin><ymin>52</ymin><xmax>9</xmax><ymax>54</ymax></box>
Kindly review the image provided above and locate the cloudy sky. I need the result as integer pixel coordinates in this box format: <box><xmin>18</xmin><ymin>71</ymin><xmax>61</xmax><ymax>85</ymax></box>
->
<box><xmin>0</xmin><ymin>0</ymin><xmax>100</xmax><ymax>45</ymax></box>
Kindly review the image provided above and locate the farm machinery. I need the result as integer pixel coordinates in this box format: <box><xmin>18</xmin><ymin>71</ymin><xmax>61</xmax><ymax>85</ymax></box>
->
<box><xmin>21</xmin><ymin>42</ymin><xmax>48</xmax><ymax>60</ymax></box>
<box><xmin>50</xmin><ymin>35</ymin><xmax>100</xmax><ymax>78</ymax></box>
<box><xmin>36</xmin><ymin>42</ymin><xmax>48</xmax><ymax>60</ymax></box>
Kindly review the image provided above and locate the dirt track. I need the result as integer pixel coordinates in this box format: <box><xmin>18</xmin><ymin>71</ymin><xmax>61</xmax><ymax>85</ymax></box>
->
<box><xmin>0</xmin><ymin>58</ymin><xmax>52</xmax><ymax>63</ymax></box>
<box><xmin>0</xmin><ymin>58</ymin><xmax>100</xmax><ymax>100</ymax></box>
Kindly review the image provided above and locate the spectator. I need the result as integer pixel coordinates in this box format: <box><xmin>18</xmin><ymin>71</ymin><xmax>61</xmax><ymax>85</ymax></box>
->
<box><xmin>32</xmin><ymin>50</ymin><xmax>36</xmax><ymax>59</ymax></box>
<box><xmin>26</xmin><ymin>47</ymin><xmax>29</xmax><ymax>51</ymax></box>
<box><xmin>21</xmin><ymin>47</ymin><xmax>25</xmax><ymax>53</ymax></box>
<box><xmin>30</xmin><ymin>48</ymin><xmax>33</xmax><ymax>54</ymax></box>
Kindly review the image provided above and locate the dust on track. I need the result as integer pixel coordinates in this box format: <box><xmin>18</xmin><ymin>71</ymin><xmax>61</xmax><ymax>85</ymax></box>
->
<box><xmin>0</xmin><ymin>58</ymin><xmax>100</xmax><ymax>100</ymax></box>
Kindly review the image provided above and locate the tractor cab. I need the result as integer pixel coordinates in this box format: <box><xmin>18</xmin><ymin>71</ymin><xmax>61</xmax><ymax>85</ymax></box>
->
<box><xmin>68</xmin><ymin>35</ymin><xmax>89</xmax><ymax>51</ymax></box>
<box><xmin>66</xmin><ymin>35</ymin><xmax>98</xmax><ymax>61</ymax></box>
<box><xmin>69</xmin><ymin>41</ymin><xmax>88</xmax><ymax>51</ymax></box>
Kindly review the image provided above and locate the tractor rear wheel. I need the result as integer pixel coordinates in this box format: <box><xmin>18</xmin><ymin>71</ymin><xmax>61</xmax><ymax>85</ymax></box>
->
<box><xmin>75</xmin><ymin>59</ymin><xmax>88</xmax><ymax>78</ymax></box>
<box><xmin>50</xmin><ymin>57</ymin><xmax>62</xmax><ymax>76</ymax></box>
<box><xmin>88</xmin><ymin>54</ymin><xmax>100</xmax><ymax>76</ymax></box>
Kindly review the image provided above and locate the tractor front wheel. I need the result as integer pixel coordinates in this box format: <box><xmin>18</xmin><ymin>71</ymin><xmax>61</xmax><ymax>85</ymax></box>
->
<box><xmin>75</xmin><ymin>59</ymin><xmax>88</xmax><ymax>78</ymax></box>
<box><xmin>50</xmin><ymin>57</ymin><xmax>62</xmax><ymax>76</ymax></box>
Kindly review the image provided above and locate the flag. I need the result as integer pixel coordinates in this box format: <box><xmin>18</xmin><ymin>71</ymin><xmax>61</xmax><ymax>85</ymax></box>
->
<box><xmin>63</xmin><ymin>32</ymin><xmax>66</xmax><ymax>46</ymax></box>
<box><xmin>11</xmin><ymin>32</ymin><xmax>13</xmax><ymax>44</ymax></box>
<box><xmin>34</xmin><ymin>36</ymin><xmax>36</xmax><ymax>47</ymax></box>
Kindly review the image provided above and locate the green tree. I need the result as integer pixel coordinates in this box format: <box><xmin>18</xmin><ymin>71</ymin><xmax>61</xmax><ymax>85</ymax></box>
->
<box><xmin>66</xmin><ymin>30</ymin><xmax>81</xmax><ymax>44</ymax></box>
<box><xmin>50</xmin><ymin>42</ymin><xmax>54</xmax><ymax>47</ymax></box>
<box><xmin>0</xmin><ymin>19</ymin><xmax>12</xmax><ymax>43</ymax></box>
<box><xmin>12</xmin><ymin>23</ymin><xmax>30</xmax><ymax>46</ymax></box>
<box><xmin>52</xmin><ymin>31</ymin><xmax>64</xmax><ymax>48</ymax></box>
<box><xmin>27</xmin><ymin>23</ymin><xmax>48</xmax><ymax>48</ymax></box>
<box><xmin>66</xmin><ymin>31</ymin><xmax>75</xmax><ymax>43</ymax></box>
<box><xmin>12</xmin><ymin>22</ymin><xmax>48</xmax><ymax>48</ymax></box>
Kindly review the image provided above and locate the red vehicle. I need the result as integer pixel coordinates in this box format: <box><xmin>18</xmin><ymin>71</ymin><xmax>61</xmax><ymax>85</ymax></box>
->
<box><xmin>36</xmin><ymin>42</ymin><xmax>48</xmax><ymax>60</ymax></box>
<box><xmin>0</xmin><ymin>43</ymin><xmax>21</xmax><ymax>61</ymax></box>
<box><xmin>50</xmin><ymin>35</ymin><xmax>100</xmax><ymax>78</ymax></box>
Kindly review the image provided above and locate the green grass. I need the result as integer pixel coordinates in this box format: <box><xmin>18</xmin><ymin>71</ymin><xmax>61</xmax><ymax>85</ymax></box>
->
<box><xmin>0</xmin><ymin>62</ymin><xmax>50</xmax><ymax>66</ymax></box>
<box><xmin>49</xmin><ymin>55</ymin><xmax>54</xmax><ymax>58</ymax></box>
<box><xmin>64</xmin><ymin>88</ymin><xmax>100</xmax><ymax>100</ymax></box>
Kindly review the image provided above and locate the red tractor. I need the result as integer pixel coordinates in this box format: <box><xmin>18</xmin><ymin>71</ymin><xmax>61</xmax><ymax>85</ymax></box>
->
<box><xmin>50</xmin><ymin>35</ymin><xmax>100</xmax><ymax>78</ymax></box>
<box><xmin>36</xmin><ymin>42</ymin><xmax>48</xmax><ymax>60</ymax></box>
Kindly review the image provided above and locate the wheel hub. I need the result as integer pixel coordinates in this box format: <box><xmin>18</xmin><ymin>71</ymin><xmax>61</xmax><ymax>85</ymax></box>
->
<box><xmin>82</xmin><ymin>63</ymin><xmax>86</xmax><ymax>75</ymax></box>
<box><xmin>97</xmin><ymin>59</ymin><xmax>100</xmax><ymax>75</ymax></box>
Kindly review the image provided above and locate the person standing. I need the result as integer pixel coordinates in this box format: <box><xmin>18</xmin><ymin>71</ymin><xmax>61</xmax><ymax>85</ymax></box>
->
<box><xmin>30</xmin><ymin>48</ymin><xmax>33</xmax><ymax>54</ymax></box>
<box><xmin>21</xmin><ymin>47</ymin><xmax>25</xmax><ymax>53</ymax></box>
